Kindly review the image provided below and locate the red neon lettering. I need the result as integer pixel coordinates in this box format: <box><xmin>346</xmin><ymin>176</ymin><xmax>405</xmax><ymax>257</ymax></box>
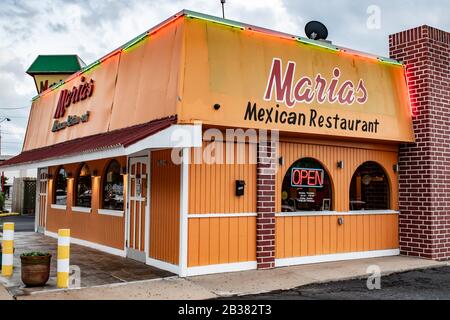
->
<box><xmin>316</xmin><ymin>170</ymin><xmax>324</xmax><ymax>186</ymax></box>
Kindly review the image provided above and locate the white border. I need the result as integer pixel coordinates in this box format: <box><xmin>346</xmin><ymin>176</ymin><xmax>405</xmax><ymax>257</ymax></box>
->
<box><xmin>276</xmin><ymin>210</ymin><xmax>400</xmax><ymax>217</ymax></box>
<box><xmin>51</xmin><ymin>204</ymin><xmax>67</xmax><ymax>211</ymax></box>
<box><xmin>98</xmin><ymin>209</ymin><xmax>124</xmax><ymax>217</ymax></box>
<box><xmin>188</xmin><ymin>213</ymin><xmax>257</xmax><ymax>218</ymax></box>
<box><xmin>186</xmin><ymin>262</ymin><xmax>257</xmax><ymax>277</ymax></box>
<box><xmin>179</xmin><ymin>148</ymin><xmax>189</xmax><ymax>278</ymax></box>
<box><xmin>146</xmin><ymin>257</ymin><xmax>180</xmax><ymax>274</ymax></box>
<box><xmin>72</xmin><ymin>207</ymin><xmax>92</xmax><ymax>213</ymax></box>
<box><xmin>45</xmin><ymin>231</ymin><xmax>126</xmax><ymax>257</ymax></box>
<box><xmin>276</xmin><ymin>249</ymin><xmax>400</xmax><ymax>267</ymax></box>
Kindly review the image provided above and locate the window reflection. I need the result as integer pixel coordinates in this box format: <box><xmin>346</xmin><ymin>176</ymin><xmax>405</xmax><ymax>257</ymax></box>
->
<box><xmin>75</xmin><ymin>163</ymin><xmax>92</xmax><ymax>208</ymax></box>
<box><xmin>281</xmin><ymin>158</ymin><xmax>332</xmax><ymax>212</ymax></box>
<box><xmin>103</xmin><ymin>160</ymin><xmax>124</xmax><ymax>211</ymax></box>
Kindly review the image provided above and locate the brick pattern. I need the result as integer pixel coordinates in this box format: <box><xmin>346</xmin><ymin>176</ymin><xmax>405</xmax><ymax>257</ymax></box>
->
<box><xmin>390</xmin><ymin>26</ymin><xmax>450</xmax><ymax>260</ymax></box>
<box><xmin>256</xmin><ymin>137</ymin><xmax>277</xmax><ymax>269</ymax></box>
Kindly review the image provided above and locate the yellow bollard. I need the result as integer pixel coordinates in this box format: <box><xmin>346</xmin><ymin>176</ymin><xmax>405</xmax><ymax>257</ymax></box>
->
<box><xmin>1</xmin><ymin>223</ymin><xmax>15</xmax><ymax>277</ymax></box>
<box><xmin>57</xmin><ymin>229</ymin><xmax>70</xmax><ymax>288</ymax></box>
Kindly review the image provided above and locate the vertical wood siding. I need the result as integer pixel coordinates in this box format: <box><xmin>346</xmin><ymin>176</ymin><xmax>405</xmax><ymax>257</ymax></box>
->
<box><xmin>46</xmin><ymin>157</ymin><xmax>127</xmax><ymax>250</ymax></box>
<box><xmin>149</xmin><ymin>149</ymin><xmax>180</xmax><ymax>265</ymax></box>
<box><xmin>275</xmin><ymin>140</ymin><xmax>400</xmax><ymax>258</ymax></box>
<box><xmin>276</xmin><ymin>214</ymin><xmax>399</xmax><ymax>259</ymax></box>
<box><xmin>189</xmin><ymin>141</ymin><xmax>257</xmax><ymax>214</ymax></box>
<box><xmin>187</xmin><ymin>141</ymin><xmax>257</xmax><ymax>267</ymax></box>
<box><xmin>188</xmin><ymin>216</ymin><xmax>256</xmax><ymax>267</ymax></box>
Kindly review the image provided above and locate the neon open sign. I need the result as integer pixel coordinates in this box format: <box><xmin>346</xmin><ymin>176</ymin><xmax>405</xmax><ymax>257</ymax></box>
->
<box><xmin>291</xmin><ymin>168</ymin><xmax>325</xmax><ymax>188</ymax></box>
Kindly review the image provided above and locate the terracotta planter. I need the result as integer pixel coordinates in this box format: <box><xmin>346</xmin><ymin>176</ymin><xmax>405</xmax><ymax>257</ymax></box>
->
<box><xmin>20</xmin><ymin>254</ymin><xmax>52</xmax><ymax>287</ymax></box>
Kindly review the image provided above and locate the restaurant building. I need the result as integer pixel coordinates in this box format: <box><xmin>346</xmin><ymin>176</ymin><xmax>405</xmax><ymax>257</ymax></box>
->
<box><xmin>2</xmin><ymin>10</ymin><xmax>448</xmax><ymax>276</ymax></box>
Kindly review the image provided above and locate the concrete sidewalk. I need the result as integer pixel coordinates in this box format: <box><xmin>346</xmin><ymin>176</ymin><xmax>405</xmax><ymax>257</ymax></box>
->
<box><xmin>9</xmin><ymin>256</ymin><xmax>445</xmax><ymax>300</ymax></box>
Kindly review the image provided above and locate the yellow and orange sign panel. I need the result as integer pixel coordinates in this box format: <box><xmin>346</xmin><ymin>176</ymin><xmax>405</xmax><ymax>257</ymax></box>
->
<box><xmin>23</xmin><ymin>15</ymin><xmax>414</xmax><ymax>152</ymax></box>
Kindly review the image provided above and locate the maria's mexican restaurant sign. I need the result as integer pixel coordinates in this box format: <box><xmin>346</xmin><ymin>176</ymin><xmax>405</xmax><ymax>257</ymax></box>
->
<box><xmin>291</xmin><ymin>168</ymin><xmax>325</xmax><ymax>188</ymax></box>
<box><xmin>52</xmin><ymin>76</ymin><xmax>94</xmax><ymax>132</ymax></box>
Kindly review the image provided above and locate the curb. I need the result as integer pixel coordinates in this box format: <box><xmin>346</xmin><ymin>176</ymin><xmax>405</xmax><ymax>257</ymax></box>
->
<box><xmin>0</xmin><ymin>213</ymin><xmax>20</xmax><ymax>218</ymax></box>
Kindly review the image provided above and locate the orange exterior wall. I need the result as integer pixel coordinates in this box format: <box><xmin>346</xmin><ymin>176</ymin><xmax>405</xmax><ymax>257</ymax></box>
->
<box><xmin>275</xmin><ymin>138</ymin><xmax>400</xmax><ymax>258</ymax></box>
<box><xmin>149</xmin><ymin>150</ymin><xmax>180</xmax><ymax>265</ymax></box>
<box><xmin>23</xmin><ymin>18</ymin><xmax>185</xmax><ymax>151</ymax></box>
<box><xmin>46</xmin><ymin>157</ymin><xmax>127</xmax><ymax>250</ymax></box>
<box><xmin>276</xmin><ymin>214</ymin><xmax>399</xmax><ymax>259</ymax></box>
<box><xmin>187</xmin><ymin>141</ymin><xmax>257</xmax><ymax>267</ymax></box>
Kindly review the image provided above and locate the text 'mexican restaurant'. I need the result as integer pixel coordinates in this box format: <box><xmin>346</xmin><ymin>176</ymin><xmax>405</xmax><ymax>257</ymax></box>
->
<box><xmin>2</xmin><ymin>10</ymin><xmax>417</xmax><ymax>276</ymax></box>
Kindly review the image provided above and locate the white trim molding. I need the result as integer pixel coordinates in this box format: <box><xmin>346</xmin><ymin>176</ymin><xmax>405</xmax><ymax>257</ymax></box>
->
<box><xmin>45</xmin><ymin>231</ymin><xmax>126</xmax><ymax>257</ymax></box>
<box><xmin>51</xmin><ymin>204</ymin><xmax>67</xmax><ymax>211</ymax></box>
<box><xmin>188</xmin><ymin>213</ymin><xmax>257</xmax><ymax>219</ymax></box>
<box><xmin>98</xmin><ymin>209</ymin><xmax>124</xmax><ymax>217</ymax></box>
<box><xmin>146</xmin><ymin>257</ymin><xmax>180</xmax><ymax>275</ymax></box>
<box><xmin>275</xmin><ymin>249</ymin><xmax>400</xmax><ymax>268</ymax></box>
<box><xmin>186</xmin><ymin>261</ymin><xmax>257</xmax><ymax>277</ymax></box>
<box><xmin>276</xmin><ymin>210</ymin><xmax>400</xmax><ymax>217</ymax></box>
<box><xmin>179</xmin><ymin>148</ymin><xmax>190</xmax><ymax>278</ymax></box>
<box><xmin>72</xmin><ymin>207</ymin><xmax>92</xmax><ymax>214</ymax></box>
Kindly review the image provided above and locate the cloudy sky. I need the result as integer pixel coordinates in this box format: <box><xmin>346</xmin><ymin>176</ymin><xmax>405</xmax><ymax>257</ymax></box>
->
<box><xmin>0</xmin><ymin>0</ymin><xmax>448</xmax><ymax>156</ymax></box>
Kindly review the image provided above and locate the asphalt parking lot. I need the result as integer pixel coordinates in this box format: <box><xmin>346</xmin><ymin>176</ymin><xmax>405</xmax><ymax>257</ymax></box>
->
<box><xmin>0</xmin><ymin>215</ymin><xmax>35</xmax><ymax>232</ymax></box>
<box><xmin>226</xmin><ymin>266</ymin><xmax>450</xmax><ymax>300</ymax></box>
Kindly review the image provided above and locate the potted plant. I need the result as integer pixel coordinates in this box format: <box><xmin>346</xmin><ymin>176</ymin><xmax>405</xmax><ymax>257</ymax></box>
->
<box><xmin>20</xmin><ymin>252</ymin><xmax>52</xmax><ymax>287</ymax></box>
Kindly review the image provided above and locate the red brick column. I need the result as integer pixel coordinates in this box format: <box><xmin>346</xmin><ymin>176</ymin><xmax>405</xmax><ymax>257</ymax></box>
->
<box><xmin>389</xmin><ymin>26</ymin><xmax>450</xmax><ymax>260</ymax></box>
<box><xmin>256</xmin><ymin>135</ymin><xmax>276</xmax><ymax>269</ymax></box>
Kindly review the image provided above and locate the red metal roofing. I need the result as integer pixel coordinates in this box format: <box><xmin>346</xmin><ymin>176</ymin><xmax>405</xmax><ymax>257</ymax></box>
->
<box><xmin>0</xmin><ymin>116</ymin><xmax>177</xmax><ymax>168</ymax></box>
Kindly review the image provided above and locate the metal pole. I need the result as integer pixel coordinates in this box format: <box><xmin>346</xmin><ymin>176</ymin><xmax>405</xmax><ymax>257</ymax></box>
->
<box><xmin>221</xmin><ymin>0</ymin><xmax>226</xmax><ymax>19</ymax></box>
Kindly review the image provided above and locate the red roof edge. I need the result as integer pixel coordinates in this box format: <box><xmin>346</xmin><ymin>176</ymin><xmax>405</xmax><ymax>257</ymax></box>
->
<box><xmin>1</xmin><ymin>115</ymin><xmax>177</xmax><ymax>168</ymax></box>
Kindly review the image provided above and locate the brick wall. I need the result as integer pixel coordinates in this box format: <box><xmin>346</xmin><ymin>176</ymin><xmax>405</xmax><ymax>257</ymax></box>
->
<box><xmin>389</xmin><ymin>26</ymin><xmax>450</xmax><ymax>260</ymax></box>
<box><xmin>256</xmin><ymin>135</ymin><xmax>276</xmax><ymax>269</ymax></box>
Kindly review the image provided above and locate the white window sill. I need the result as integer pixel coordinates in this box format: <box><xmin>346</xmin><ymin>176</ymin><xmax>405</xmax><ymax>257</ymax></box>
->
<box><xmin>276</xmin><ymin>210</ymin><xmax>399</xmax><ymax>217</ymax></box>
<box><xmin>72</xmin><ymin>207</ymin><xmax>92</xmax><ymax>214</ymax></box>
<box><xmin>98</xmin><ymin>209</ymin><xmax>124</xmax><ymax>217</ymax></box>
<box><xmin>51</xmin><ymin>204</ymin><xmax>67</xmax><ymax>211</ymax></box>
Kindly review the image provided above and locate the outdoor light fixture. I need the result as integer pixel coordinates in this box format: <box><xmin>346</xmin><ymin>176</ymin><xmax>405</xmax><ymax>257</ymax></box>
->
<box><xmin>120</xmin><ymin>167</ymin><xmax>127</xmax><ymax>175</ymax></box>
<box><xmin>338</xmin><ymin>217</ymin><xmax>344</xmax><ymax>226</ymax></box>
<box><xmin>393</xmin><ymin>164</ymin><xmax>399</xmax><ymax>173</ymax></box>
<box><xmin>92</xmin><ymin>170</ymin><xmax>99</xmax><ymax>177</ymax></box>
<box><xmin>337</xmin><ymin>160</ymin><xmax>344</xmax><ymax>169</ymax></box>
<box><xmin>236</xmin><ymin>180</ymin><xmax>246</xmax><ymax>196</ymax></box>
<box><xmin>279</xmin><ymin>157</ymin><xmax>284</xmax><ymax>166</ymax></box>
<box><xmin>213</xmin><ymin>103</ymin><xmax>221</xmax><ymax>110</ymax></box>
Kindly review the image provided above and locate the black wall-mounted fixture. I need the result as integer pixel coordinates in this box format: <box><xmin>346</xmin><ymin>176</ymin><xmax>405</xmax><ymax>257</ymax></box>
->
<box><xmin>236</xmin><ymin>180</ymin><xmax>246</xmax><ymax>197</ymax></box>
<box><xmin>393</xmin><ymin>164</ymin><xmax>399</xmax><ymax>173</ymax></box>
<box><xmin>338</xmin><ymin>217</ymin><xmax>344</xmax><ymax>226</ymax></box>
<box><xmin>279</xmin><ymin>156</ymin><xmax>284</xmax><ymax>166</ymax></box>
<box><xmin>337</xmin><ymin>160</ymin><xmax>344</xmax><ymax>169</ymax></box>
<box><xmin>213</xmin><ymin>103</ymin><xmax>221</xmax><ymax>111</ymax></box>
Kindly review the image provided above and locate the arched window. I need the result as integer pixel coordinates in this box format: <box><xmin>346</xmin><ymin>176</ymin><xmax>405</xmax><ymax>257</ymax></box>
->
<box><xmin>281</xmin><ymin>158</ymin><xmax>333</xmax><ymax>212</ymax></box>
<box><xmin>102</xmin><ymin>160</ymin><xmax>124</xmax><ymax>211</ymax></box>
<box><xmin>54</xmin><ymin>166</ymin><xmax>68</xmax><ymax>205</ymax></box>
<box><xmin>350</xmin><ymin>162</ymin><xmax>390</xmax><ymax>210</ymax></box>
<box><xmin>75</xmin><ymin>163</ymin><xmax>92</xmax><ymax>208</ymax></box>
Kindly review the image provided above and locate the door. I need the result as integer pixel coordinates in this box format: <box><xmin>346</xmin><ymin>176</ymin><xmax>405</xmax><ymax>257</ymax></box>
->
<box><xmin>127</xmin><ymin>157</ymin><xmax>149</xmax><ymax>263</ymax></box>
<box><xmin>36</xmin><ymin>168</ymin><xmax>48</xmax><ymax>233</ymax></box>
